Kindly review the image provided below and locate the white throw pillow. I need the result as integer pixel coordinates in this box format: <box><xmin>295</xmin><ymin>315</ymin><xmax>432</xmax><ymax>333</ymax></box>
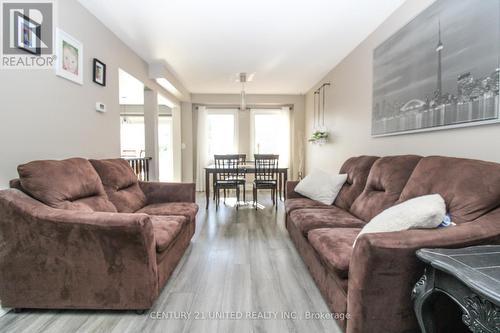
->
<box><xmin>294</xmin><ymin>170</ymin><xmax>347</xmax><ymax>205</ymax></box>
<box><xmin>354</xmin><ymin>194</ymin><xmax>446</xmax><ymax>245</ymax></box>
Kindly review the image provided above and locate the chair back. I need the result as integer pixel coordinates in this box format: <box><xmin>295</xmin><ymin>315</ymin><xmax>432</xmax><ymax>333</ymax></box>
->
<box><xmin>254</xmin><ymin>154</ymin><xmax>279</xmax><ymax>181</ymax></box>
<box><xmin>214</xmin><ymin>154</ymin><xmax>244</xmax><ymax>181</ymax></box>
<box><xmin>237</xmin><ymin>154</ymin><xmax>247</xmax><ymax>164</ymax></box>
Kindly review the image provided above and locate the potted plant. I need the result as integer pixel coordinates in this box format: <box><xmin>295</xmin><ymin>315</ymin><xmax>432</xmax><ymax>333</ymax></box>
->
<box><xmin>308</xmin><ymin>129</ymin><xmax>329</xmax><ymax>145</ymax></box>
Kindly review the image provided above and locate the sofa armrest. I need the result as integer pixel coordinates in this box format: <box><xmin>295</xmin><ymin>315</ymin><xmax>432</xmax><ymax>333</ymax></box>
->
<box><xmin>0</xmin><ymin>189</ymin><xmax>158</xmax><ymax>309</ymax></box>
<box><xmin>139</xmin><ymin>181</ymin><xmax>196</xmax><ymax>204</ymax></box>
<box><xmin>346</xmin><ymin>209</ymin><xmax>500</xmax><ymax>333</ymax></box>
<box><xmin>285</xmin><ymin>181</ymin><xmax>305</xmax><ymax>199</ymax></box>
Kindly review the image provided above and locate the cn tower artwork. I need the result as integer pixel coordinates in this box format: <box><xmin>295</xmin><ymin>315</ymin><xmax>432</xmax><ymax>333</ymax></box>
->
<box><xmin>372</xmin><ymin>0</ymin><xmax>500</xmax><ymax>136</ymax></box>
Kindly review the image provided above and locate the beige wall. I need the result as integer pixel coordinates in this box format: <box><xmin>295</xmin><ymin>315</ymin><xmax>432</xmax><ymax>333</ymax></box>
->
<box><xmin>190</xmin><ymin>93</ymin><xmax>306</xmax><ymax>180</ymax></box>
<box><xmin>305</xmin><ymin>0</ymin><xmax>500</xmax><ymax>174</ymax></box>
<box><xmin>0</xmin><ymin>0</ymin><xmax>178</xmax><ymax>188</ymax></box>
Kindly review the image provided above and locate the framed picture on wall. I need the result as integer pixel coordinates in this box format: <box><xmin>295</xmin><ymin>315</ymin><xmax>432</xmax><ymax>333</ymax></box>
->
<box><xmin>55</xmin><ymin>28</ymin><xmax>83</xmax><ymax>85</ymax></box>
<box><xmin>372</xmin><ymin>0</ymin><xmax>500</xmax><ymax>136</ymax></box>
<box><xmin>93</xmin><ymin>58</ymin><xmax>106</xmax><ymax>86</ymax></box>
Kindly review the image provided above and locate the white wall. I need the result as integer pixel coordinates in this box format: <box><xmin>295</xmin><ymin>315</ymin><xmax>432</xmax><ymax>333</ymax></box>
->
<box><xmin>0</xmin><ymin>0</ymin><xmax>178</xmax><ymax>188</ymax></box>
<box><xmin>190</xmin><ymin>93</ymin><xmax>306</xmax><ymax>180</ymax></box>
<box><xmin>304</xmin><ymin>0</ymin><xmax>500</xmax><ymax>174</ymax></box>
<box><xmin>181</xmin><ymin>102</ymin><xmax>194</xmax><ymax>182</ymax></box>
<box><xmin>143</xmin><ymin>90</ymin><xmax>160</xmax><ymax>180</ymax></box>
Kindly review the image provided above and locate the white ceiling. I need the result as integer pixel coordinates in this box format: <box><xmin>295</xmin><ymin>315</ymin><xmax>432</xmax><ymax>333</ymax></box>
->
<box><xmin>80</xmin><ymin>0</ymin><xmax>405</xmax><ymax>94</ymax></box>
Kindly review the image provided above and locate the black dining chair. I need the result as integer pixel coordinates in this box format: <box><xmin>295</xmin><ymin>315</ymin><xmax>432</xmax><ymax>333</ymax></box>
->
<box><xmin>237</xmin><ymin>154</ymin><xmax>247</xmax><ymax>202</ymax></box>
<box><xmin>213</xmin><ymin>154</ymin><xmax>247</xmax><ymax>202</ymax></box>
<box><xmin>253</xmin><ymin>154</ymin><xmax>279</xmax><ymax>210</ymax></box>
<box><xmin>214</xmin><ymin>154</ymin><xmax>245</xmax><ymax>210</ymax></box>
<box><xmin>237</xmin><ymin>154</ymin><xmax>247</xmax><ymax>164</ymax></box>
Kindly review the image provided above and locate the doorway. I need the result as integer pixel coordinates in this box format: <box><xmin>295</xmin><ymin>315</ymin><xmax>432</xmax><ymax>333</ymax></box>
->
<box><xmin>119</xmin><ymin>69</ymin><xmax>145</xmax><ymax>158</ymax></box>
<box><xmin>158</xmin><ymin>95</ymin><xmax>174</xmax><ymax>182</ymax></box>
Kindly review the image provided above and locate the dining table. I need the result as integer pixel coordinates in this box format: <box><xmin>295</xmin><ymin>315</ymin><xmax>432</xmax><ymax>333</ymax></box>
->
<box><xmin>204</xmin><ymin>162</ymin><xmax>289</xmax><ymax>209</ymax></box>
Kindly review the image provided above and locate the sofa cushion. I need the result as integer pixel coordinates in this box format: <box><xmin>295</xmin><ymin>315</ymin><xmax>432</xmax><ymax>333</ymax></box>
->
<box><xmin>294</xmin><ymin>170</ymin><xmax>347</xmax><ymax>205</ymax></box>
<box><xmin>151</xmin><ymin>215</ymin><xmax>187</xmax><ymax>252</ymax></box>
<box><xmin>334</xmin><ymin>156</ymin><xmax>379</xmax><ymax>211</ymax></box>
<box><xmin>89</xmin><ymin>159</ymin><xmax>147</xmax><ymax>213</ymax></box>
<box><xmin>399</xmin><ymin>156</ymin><xmax>500</xmax><ymax>224</ymax></box>
<box><xmin>17</xmin><ymin>158</ymin><xmax>116</xmax><ymax>212</ymax></box>
<box><xmin>289</xmin><ymin>206</ymin><xmax>366</xmax><ymax>236</ymax></box>
<box><xmin>285</xmin><ymin>197</ymin><xmax>333</xmax><ymax>214</ymax></box>
<box><xmin>350</xmin><ymin>155</ymin><xmax>421</xmax><ymax>221</ymax></box>
<box><xmin>308</xmin><ymin>228</ymin><xmax>361</xmax><ymax>278</ymax></box>
<box><xmin>137</xmin><ymin>202</ymin><xmax>199</xmax><ymax>222</ymax></box>
<box><xmin>355</xmin><ymin>194</ymin><xmax>446</xmax><ymax>245</ymax></box>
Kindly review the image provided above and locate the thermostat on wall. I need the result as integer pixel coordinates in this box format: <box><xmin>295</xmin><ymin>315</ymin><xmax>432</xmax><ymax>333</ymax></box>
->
<box><xmin>96</xmin><ymin>102</ymin><xmax>106</xmax><ymax>113</ymax></box>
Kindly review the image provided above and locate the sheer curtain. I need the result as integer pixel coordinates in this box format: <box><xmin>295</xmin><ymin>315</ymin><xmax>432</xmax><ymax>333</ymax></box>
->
<box><xmin>195</xmin><ymin>107</ymin><xmax>239</xmax><ymax>191</ymax></box>
<box><xmin>250</xmin><ymin>106</ymin><xmax>291</xmax><ymax>169</ymax></box>
<box><xmin>281</xmin><ymin>106</ymin><xmax>291</xmax><ymax>171</ymax></box>
<box><xmin>195</xmin><ymin>106</ymin><xmax>208</xmax><ymax>191</ymax></box>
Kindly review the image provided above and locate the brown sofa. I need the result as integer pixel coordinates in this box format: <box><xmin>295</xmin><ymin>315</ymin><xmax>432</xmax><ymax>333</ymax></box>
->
<box><xmin>285</xmin><ymin>155</ymin><xmax>500</xmax><ymax>333</ymax></box>
<box><xmin>0</xmin><ymin>158</ymin><xmax>198</xmax><ymax>311</ymax></box>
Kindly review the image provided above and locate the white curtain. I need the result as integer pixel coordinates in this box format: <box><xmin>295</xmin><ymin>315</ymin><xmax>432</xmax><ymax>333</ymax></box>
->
<box><xmin>250</xmin><ymin>107</ymin><xmax>291</xmax><ymax>169</ymax></box>
<box><xmin>195</xmin><ymin>106</ymin><xmax>208</xmax><ymax>191</ymax></box>
<box><xmin>281</xmin><ymin>106</ymin><xmax>291</xmax><ymax>171</ymax></box>
<box><xmin>195</xmin><ymin>107</ymin><xmax>239</xmax><ymax>191</ymax></box>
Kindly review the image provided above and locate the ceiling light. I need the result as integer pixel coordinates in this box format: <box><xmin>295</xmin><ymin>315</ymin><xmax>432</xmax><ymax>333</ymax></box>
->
<box><xmin>156</xmin><ymin>78</ymin><xmax>181</xmax><ymax>97</ymax></box>
<box><xmin>238</xmin><ymin>72</ymin><xmax>249</xmax><ymax>111</ymax></box>
<box><xmin>235</xmin><ymin>72</ymin><xmax>255</xmax><ymax>82</ymax></box>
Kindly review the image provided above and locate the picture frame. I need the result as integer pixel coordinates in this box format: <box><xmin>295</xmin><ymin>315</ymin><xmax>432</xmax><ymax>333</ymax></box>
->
<box><xmin>92</xmin><ymin>58</ymin><xmax>106</xmax><ymax>86</ymax></box>
<box><xmin>14</xmin><ymin>12</ymin><xmax>41</xmax><ymax>55</ymax></box>
<box><xmin>55</xmin><ymin>28</ymin><xmax>83</xmax><ymax>85</ymax></box>
<box><xmin>372</xmin><ymin>0</ymin><xmax>500</xmax><ymax>137</ymax></box>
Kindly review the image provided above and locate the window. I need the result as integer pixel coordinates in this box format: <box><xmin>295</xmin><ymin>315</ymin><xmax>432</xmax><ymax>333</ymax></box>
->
<box><xmin>196</xmin><ymin>107</ymin><xmax>238</xmax><ymax>191</ymax></box>
<box><xmin>120</xmin><ymin>115</ymin><xmax>145</xmax><ymax>157</ymax></box>
<box><xmin>119</xmin><ymin>69</ymin><xmax>145</xmax><ymax>158</ymax></box>
<box><xmin>206</xmin><ymin>111</ymin><xmax>238</xmax><ymax>162</ymax></box>
<box><xmin>158</xmin><ymin>115</ymin><xmax>173</xmax><ymax>181</ymax></box>
<box><xmin>251</xmin><ymin>108</ymin><xmax>290</xmax><ymax>167</ymax></box>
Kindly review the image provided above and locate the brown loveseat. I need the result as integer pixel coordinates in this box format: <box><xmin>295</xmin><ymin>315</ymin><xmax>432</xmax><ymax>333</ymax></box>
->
<box><xmin>285</xmin><ymin>155</ymin><xmax>500</xmax><ymax>333</ymax></box>
<box><xmin>0</xmin><ymin>158</ymin><xmax>198</xmax><ymax>311</ymax></box>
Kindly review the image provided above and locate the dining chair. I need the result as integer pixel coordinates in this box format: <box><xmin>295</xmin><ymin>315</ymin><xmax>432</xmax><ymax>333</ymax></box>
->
<box><xmin>214</xmin><ymin>154</ymin><xmax>245</xmax><ymax>210</ymax></box>
<box><xmin>212</xmin><ymin>154</ymin><xmax>247</xmax><ymax>202</ymax></box>
<box><xmin>237</xmin><ymin>154</ymin><xmax>247</xmax><ymax>202</ymax></box>
<box><xmin>253</xmin><ymin>154</ymin><xmax>279</xmax><ymax>210</ymax></box>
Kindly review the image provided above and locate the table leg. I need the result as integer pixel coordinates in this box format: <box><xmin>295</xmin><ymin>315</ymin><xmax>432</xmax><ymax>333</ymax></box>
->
<box><xmin>412</xmin><ymin>272</ymin><xmax>436</xmax><ymax>333</ymax></box>
<box><xmin>205</xmin><ymin>170</ymin><xmax>210</xmax><ymax>209</ymax></box>
<box><xmin>278</xmin><ymin>172</ymin><xmax>282</xmax><ymax>201</ymax></box>
<box><xmin>282</xmin><ymin>171</ymin><xmax>288</xmax><ymax>201</ymax></box>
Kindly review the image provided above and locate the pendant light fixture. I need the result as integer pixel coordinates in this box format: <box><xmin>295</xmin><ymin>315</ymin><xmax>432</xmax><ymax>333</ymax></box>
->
<box><xmin>237</xmin><ymin>72</ymin><xmax>255</xmax><ymax>111</ymax></box>
<box><xmin>239</xmin><ymin>72</ymin><xmax>247</xmax><ymax>111</ymax></box>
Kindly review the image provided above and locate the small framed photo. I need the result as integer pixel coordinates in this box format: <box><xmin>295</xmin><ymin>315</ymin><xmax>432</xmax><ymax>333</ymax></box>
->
<box><xmin>14</xmin><ymin>12</ymin><xmax>41</xmax><ymax>55</ymax></box>
<box><xmin>93</xmin><ymin>58</ymin><xmax>106</xmax><ymax>86</ymax></box>
<box><xmin>55</xmin><ymin>28</ymin><xmax>83</xmax><ymax>85</ymax></box>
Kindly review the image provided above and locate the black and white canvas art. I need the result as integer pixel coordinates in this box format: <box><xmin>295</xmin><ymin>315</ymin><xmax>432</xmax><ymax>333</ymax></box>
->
<box><xmin>372</xmin><ymin>0</ymin><xmax>500</xmax><ymax>136</ymax></box>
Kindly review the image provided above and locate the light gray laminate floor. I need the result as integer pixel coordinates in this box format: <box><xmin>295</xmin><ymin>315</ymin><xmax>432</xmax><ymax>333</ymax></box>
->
<box><xmin>0</xmin><ymin>193</ymin><xmax>342</xmax><ymax>333</ymax></box>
